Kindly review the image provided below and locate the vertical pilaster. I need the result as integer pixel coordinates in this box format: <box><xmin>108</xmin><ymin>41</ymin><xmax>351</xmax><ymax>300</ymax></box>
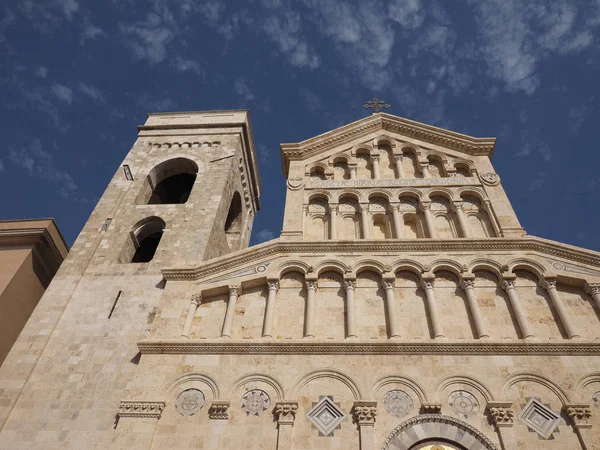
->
<box><xmin>391</xmin><ymin>204</ymin><xmax>404</xmax><ymax>239</ymax></box>
<box><xmin>487</xmin><ymin>401</ymin><xmax>515</xmax><ymax>450</ymax></box>
<box><xmin>421</xmin><ymin>276</ymin><xmax>445</xmax><ymax>338</ymax></box>
<box><xmin>262</xmin><ymin>279</ymin><xmax>279</xmax><ymax>338</ymax></box>
<box><xmin>421</xmin><ymin>202</ymin><xmax>436</xmax><ymax>238</ymax></box>
<box><xmin>330</xmin><ymin>204</ymin><xmax>338</xmax><ymax>240</ymax></box>
<box><xmin>344</xmin><ymin>278</ymin><xmax>357</xmax><ymax>339</ymax></box>
<box><xmin>353</xmin><ymin>401</ymin><xmax>377</xmax><ymax>450</ymax></box>
<box><xmin>275</xmin><ymin>402</ymin><xmax>298</xmax><ymax>450</ymax></box>
<box><xmin>221</xmin><ymin>285</ymin><xmax>241</xmax><ymax>338</ymax></box>
<box><xmin>360</xmin><ymin>204</ymin><xmax>371</xmax><ymax>239</ymax></box>
<box><xmin>543</xmin><ymin>278</ymin><xmax>580</xmax><ymax>339</ymax></box>
<box><xmin>349</xmin><ymin>164</ymin><xmax>357</xmax><ymax>180</ymax></box>
<box><xmin>460</xmin><ymin>277</ymin><xmax>489</xmax><ymax>339</ymax></box>
<box><xmin>453</xmin><ymin>201</ymin><xmax>472</xmax><ymax>238</ymax></box>
<box><xmin>304</xmin><ymin>279</ymin><xmax>317</xmax><ymax>338</ymax></box>
<box><xmin>371</xmin><ymin>154</ymin><xmax>381</xmax><ymax>180</ymax></box>
<box><xmin>181</xmin><ymin>293</ymin><xmax>201</xmax><ymax>338</ymax></box>
<box><xmin>420</xmin><ymin>162</ymin><xmax>430</xmax><ymax>178</ymax></box>
<box><xmin>382</xmin><ymin>276</ymin><xmax>400</xmax><ymax>338</ymax></box>
<box><xmin>501</xmin><ymin>276</ymin><xmax>535</xmax><ymax>339</ymax></box>
<box><xmin>394</xmin><ymin>155</ymin><xmax>405</xmax><ymax>178</ymax></box>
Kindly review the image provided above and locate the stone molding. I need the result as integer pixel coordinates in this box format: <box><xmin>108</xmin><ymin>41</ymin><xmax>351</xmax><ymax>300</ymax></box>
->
<box><xmin>486</xmin><ymin>401</ymin><xmax>514</xmax><ymax>428</ymax></box>
<box><xmin>420</xmin><ymin>403</ymin><xmax>442</xmax><ymax>414</ymax></box>
<box><xmin>163</xmin><ymin>236</ymin><xmax>600</xmax><ymax>282</ymax></box>
<box><xmin>305</xmin><ymin>177</ymin><xmax>480</xmax><ymax>189</ymax></box>
<box><xmin>117</xmin><ymin>401</ymin><xmax>165</xmax><ymax>419</ymax></box>
<box><xmin>137</xmin><ymin>339</ymin><xmax>600</xmax><ymax>355</ymax></box>
<box><xmin>274</xmin><ymin>401</ymin><xmax>298</xmax><ymax>425</ymax></box>
<box><xmin>563</xmin><ymin>403</ymin><xmax>592</xmax><ymax>429</ymax></box>
<box><xmin>353</xmin><ymin>401</ymin><xmax>377</xmax><ymax>425</ymax></box>
<box><xmin>208</xmin><ymin>400</ymin><xmax>230</xmax><ymax>420</ymax></box>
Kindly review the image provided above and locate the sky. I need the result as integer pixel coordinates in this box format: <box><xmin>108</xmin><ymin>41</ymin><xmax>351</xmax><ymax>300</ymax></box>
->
<box><xmin>1</xmin><ymin>0</ymin><xmax>600</xmax><ymax>251</ymax></box>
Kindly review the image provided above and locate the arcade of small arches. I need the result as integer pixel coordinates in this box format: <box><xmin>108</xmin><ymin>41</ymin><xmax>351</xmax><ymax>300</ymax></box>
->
<box><xmin>183</xmin><ymin>259</ymin><xmax>600</xmax><ymax>342</ymax></box>
<box><xmin>304</xmin><ymin>190</ymin><xmax>497</xmax><ymax>240</ymax></box>
<box><xmin>306</xmin><ymin>140</ymin><xmax>474</xmax><ymax>182</ymax></box>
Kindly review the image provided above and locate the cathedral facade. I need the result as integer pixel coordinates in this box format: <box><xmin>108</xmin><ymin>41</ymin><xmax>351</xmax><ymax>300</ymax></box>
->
<box><xmin>1</xmin><ymin>110</ymin><xmax>600</xmax><ymax>449</ymax></box>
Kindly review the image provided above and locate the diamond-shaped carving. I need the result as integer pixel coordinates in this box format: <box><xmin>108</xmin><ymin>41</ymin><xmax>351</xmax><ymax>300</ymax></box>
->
<box><xmin>307</xmin><ymin>396</ymin><xmax>345</xmax><ymax>436</ymax></box>
<box><xmin>518</xmin><ymin>398</ymin><xmax>561</xmax><ymax>439</ymax></box>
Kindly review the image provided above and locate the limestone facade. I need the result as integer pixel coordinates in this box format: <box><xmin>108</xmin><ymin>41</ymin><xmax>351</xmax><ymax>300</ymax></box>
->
<box><xmin>1</xmin><ymin>111</ymin><xmax>600</xmax><ymax>449</ymax></box>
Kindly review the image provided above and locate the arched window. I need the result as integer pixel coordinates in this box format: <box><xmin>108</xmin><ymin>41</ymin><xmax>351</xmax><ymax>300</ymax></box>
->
<box><xmin>140</xmin><ymin>158</ymin><xmax>199</xmax><ymax>205</ymax></box>
<box><xmin>333</xmin><ymin>158</ymin><xmax>350</xmax><ymax>180</ymax></box>
<box><xmin>399</xmin><ymin>197</ymin><xmax>425</xmax><ymax>238</ymax></box>
<box><xmin>430</xmin><ymin>195</ymin><xmax>458</xmax><ymax>238</ymax></box>
<box><xmin>120</xmin><ymin>217</ymin><xmax>166</xmax><ymax>263</ymax></box>
<box><xmin>454</xmin><ymin>163</ymin><xmax>471</xmax><ymax>178</ymax></box>
<box><xmin>305</xmin><ymin>197</ymin><xmax>329</xmax><ymax>240</ymax></box>
<box><xmin>309</xmin><ymin>167</ymin><xmax>327</xmax><ymax>180</ymax></box>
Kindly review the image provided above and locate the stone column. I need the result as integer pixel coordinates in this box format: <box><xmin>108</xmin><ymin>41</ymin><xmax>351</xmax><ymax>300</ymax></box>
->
<box><xmin>382</xmin><ymin>277</ymin><xmax>400</xmax><ymax>338</ymax></box>
<box><xmin>371</xmin><ymin>154</ymin><xmax>381</xmax><ymax>180</ymax></box>
<box><xmin>274</xmin><ymin>402</ymin><xmax>298</xmax><ymax>450</ymax></box>
<box><xmin>543</xmin><ymin>278</ymin><xmax>580</xmax><ymax>339</ymax></box>
<box><xmin>349</xmin><ymin>164</ymin><xmax>357</xmax><ymax>180</ymax></box>
<box><xmin>301</xmin><ymin>204</ymin><xmax>307</xmax><ymax>236</ymax></box>
<box><xmin>453</xmin><ymin>201</ymin><xmax>472</xmax><ymax>238</ymax></box>
<box><xmin>421</xmin><ymin>276</ymin><xmax>445</xmax><ymax>338</ymax></box>
<box><xmin>181</xmin><ymin>293</ymin><xmax>201</xmax><ymax>338</ymax></box>
<box><xmin>487</xmin><ymin>401</ymin><xmax>515</xmax><ymax>450</ymax></box>
<box><xmin>329</xmin><ymin>204</ymin><xmax>338</xmax><ymax>240</ymax></box>
<box><xmin>584</xmin><ymin>282</ymin><xmax>600</xmax><ymax>309</ymax></box>
<box><xmin>420</xmin><ymin>162</ymin><xmax>431</xmax><ymax>178</ymax></box>
<box><xmin>304</xmin><ymin>280</ymin><xmax>317</xmax><ymax>338</ymax></box>
<box><xmin>421</xmin><ymin>202</ymin><xmax>436</xmax><ymax>238</ymax></box>
<box><xmin>344</xmin><ymin>279</ymin><xmax>358</xmax><ymax>339</ymax></box>
<box><xmin>390</xmin><ymin>204</ymin><xmax>404</xmax><ymax>239</ymax></box>
<box><xmin>460</xmin><ymin>277</ymin><xmax>490</xmax><ymax>339</ymax></box>
<box><xmin>501</xmin><ymin>277</ymin><xmax>535</xmax><ymax>339</ymax></box>
<box><xmin>360</xmin><ymin>204</ymin><xmax>371</xmax><ymax>239</ymax></box>
<box><xmin>394</xmin><ymin>155</ymin><xmax>405</xmax><ymax>178</ymax></box>
<box><xmin>563</xmin><ymin>403</ymin><xmax>593</xmax><ymax>450</ymax></box>
<box><xmin>262</xmin><ymin>280</ymin><xmax>279</xmax><ymax>338</ymax></box>
<box><xmin>221</xmin><ymin>285</ymin><xmax>241</xmax><ymax>338</ymax></box>
<box><xmin>353</xmin><ymin>401</ymin><xmax>377</xmax><ymax>450</ymax></box>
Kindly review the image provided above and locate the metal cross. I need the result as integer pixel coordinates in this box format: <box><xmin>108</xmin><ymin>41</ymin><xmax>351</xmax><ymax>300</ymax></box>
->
<box><xmin>363</xmin><ymin>96</ymin><xmax>391</xmax><ymax>113</ymax></box>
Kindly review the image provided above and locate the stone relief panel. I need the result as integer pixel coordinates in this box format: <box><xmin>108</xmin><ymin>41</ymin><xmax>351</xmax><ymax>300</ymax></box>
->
<box><xmin>175</xmin><ymin>388</ymin><xmax>205</xmax><ymax>416</ymax></box>
<box><xmin>447</xmin><ymin>390</ymin><xmax>480</xmax><ymax>419</ymax></box>
<box><xmin>307</xmin><ymin>396</ymin><xmax>346</xmax><ymax>436</ymax></box>
<box><xmin>241</xmin><ymin>389</ymin><xmax>270</xmax><ymax>416</ymax></box>
<box><xmin>383</xmin><ymin>390</ymin><xmax>414</xmax><ymax>418</ymax></box>
<box><xmin>518</xmin><ymin>397</ymin><xmax>561</xmax><ymax>440</ymax></box>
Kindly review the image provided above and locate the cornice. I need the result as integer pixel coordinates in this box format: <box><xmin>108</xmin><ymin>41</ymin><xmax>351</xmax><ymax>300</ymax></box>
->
<box><xmin>161</xmin><ymin>236</ymin><xmax>600</xmax><ymax>282</ymax></box>
<box><xmin>279</xmin><ymin>113</ymin><xmax>496</xmax><ymax>177</ymax></box>
<box><xmin>138</xmin><ymin>339</ymin><xmax>600</xmax><ymax>356</ymax></box>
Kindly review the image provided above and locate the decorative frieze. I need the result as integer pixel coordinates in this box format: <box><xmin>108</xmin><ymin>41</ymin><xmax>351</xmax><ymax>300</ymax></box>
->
<box><xmin>117</xmin><ymin>400</ymin><xmax>165</xmax><ymax>419</ymax></box>
<box><xmin>306</xmin><ymin>177</ymin><xmax>479</xmax><ymax>190</ymax></box>
<box><xmin>208</xmin><ymin>400</ymin><xmax>230</xmax><ymax>420</ymax></box>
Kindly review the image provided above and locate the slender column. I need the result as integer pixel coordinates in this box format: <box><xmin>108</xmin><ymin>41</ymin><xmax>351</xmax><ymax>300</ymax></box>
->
<box><xmin>262</xmin><ymin>280</ymin><xmax>279</xmax><ymax>338</ymax></box>
<box><xmin>563</xmin><ymin>403</ymin><xmax>593</xmax><ymax>450</ymax></box>
<box><xmin>421</xmin><ymin>277</ymin><xmax>445</xmax><ymax>338</ymax></box>
<box><xmin>394</xmin><ymin>155</ymin><xmax>405</xmax><ymax>178</ymax></box>
<box><xmin>360</xmin><ymin>204</ymin><xmax>371</xmax><ymax>239</ymax></box>
<box><xmin>329</xmin><ymin>204</ymin><xmax>338</xmax><ymax>240</ymax></box>
<box><xmin>382</xmin><ymin>278</ymin><xmax>400</xmax><ymax>338</ymax></box>
<box><xmin>182</xmin><ymin>293</ymin><xmax>201</xmax><ymax>338</ymax></box>
<box><xmin>543</xmin><ymin>278</ymin><xmax>580</xmax><ymax>339</ymax></box>
<box><xmin>420</xmin><ymin>162</ymin><xmax>431</xmax><ymax>178</ymax></box>
<box><xmin>487</xmin><ymin>401</ymin><xmax>515</xmax><ymax>450</ymax></box>
<box><xmin>453</xmin><ymin>201</ymin><xmax>472</xmax><ymax>238</ymax></box>
<box><xmin>304</xmin><ymin>280</ymin><xmax>317</xmax><ymax>338</ymax></box>
<box><xmin>460</xmin><ymin>278</ymin><xmax>489</xmax><ymax>339</ymax></box>
<box><xmin>301</xmin><ymin>205</ymin><xmax>307</xmax><ymax>236</ymax></box>
<box><xmin>390</xmin><ymin>204</ymin><xmax>404</xmax><ymax>239</ymax></box>
<box><xmin>584</xmin><ymin>283</ymin><xmax>600</xmax><ymax>310</ymax></box>
<box><xmin>421</xmin><ymin>202</ymin><xmax>436</xmax><ymax>238</ymax></box>
<box><xmin>274</xmin><ymin>402</ymin><xmax>298</xmax><ymax>450</ymax></box>
<box><xmin>371</xmin><ymin>154</ymin><xmax>381</xmax><ymax>179</ymax></box>
<box><xmin>501</xmin><ymin>278</ymin><xmax>535</xmax><ymax>339</ymax></box>
<box><xmin>344</xmin><ymin>279</ymin><xmax>357</xmax><ymax>338</ymax></box>
<box><xmin>221</xmin><ymin>285</ymin><xmax>241</xmax><ymax>338</ymax></box>
<box><xmin>353</xmin><ymin>402</ymin><xmax>377</xmax><ymax>450</ymax></box>
<box><xmin>349</xmin><ymin>164</ymin><xmax>357</xmax><ymax>180</ymax></box>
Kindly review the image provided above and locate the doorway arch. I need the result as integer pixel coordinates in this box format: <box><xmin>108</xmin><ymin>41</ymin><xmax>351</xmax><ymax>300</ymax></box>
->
<box><xmin>382</xmin><ymin>414</ymin><xmax>498</xmax><ymax>450</ymax></box>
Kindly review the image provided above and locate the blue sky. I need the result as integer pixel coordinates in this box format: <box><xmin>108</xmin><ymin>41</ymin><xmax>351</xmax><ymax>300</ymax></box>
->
<box><xmin>1</xmin><ymin>0</ymin><xmax>599</xmax><ymax>250</ymax></box>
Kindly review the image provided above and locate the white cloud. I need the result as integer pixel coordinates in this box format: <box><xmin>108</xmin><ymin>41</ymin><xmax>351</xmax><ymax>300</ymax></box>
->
<box><xmin>16</xmin><ymin>0</ymin><xmax>80</xmax><ymax>32</ymax></box>
<box><xmin>77</xmin><ymin>82</ymin><xmax>105</xmax><ymax>103</ymax></box>
<box><xmin>516</xmin><ymin>130</ymin><xmax>552</xmax><ymax>161</ymax></box>
<box><xmin>35</xmin><ymin>66</ymin><xmax>48</xmax><ymax>78</ymax></box>
<box><xmin>528</xmin><ymin>172</ymin><xmax>548</xmax><ymax>191</ymax></box>
<box><xmin>120</xmin><ymin>13</ymin><xmax>174</xmax><ymax>64</ymax></box>
<box><xmin>81</xmin><ymin>18</ymin><xmax>107</xmax><ymax>43</ymax></box>
<box><xmin>388</xmin><ymin>0</ymin><xmax>425</xmax><ymax>29</ymax></box>
<box><xmin>0</xmin><ymin>159</ymin><xmax>4</xmax><ymax>172</ymax></box>
<box><xmin>298</xmin><ymin>87</ymin><xmax>323</xmax><ymax>111</ymax></box>
<box><xmin>171</xmin><ymin>56</ymin><xmax>204</xmax><ymax>76</ymax></box>
<box><xmin>9</xmin><ymin>139</ymin><xmax>77</xmax><ymax>197</ymax></box>
<box><xmin>256</xmin><ymin>229</ymin><xmax>276</xmax><ymax>243</ymax></box>
<box><xmin>133</xmin><ymin>93</ymin><xmax>178</xmax><ymax>111</ymax></box>
<box><xmin>51</xmin><ymin>83</ymin><xmax>73</xmax><ymax>104</ymax></box>
<box><xmin>234</xmin><ymin>78</ymin><xmax>254</xmax><ymax>101</ymax></box>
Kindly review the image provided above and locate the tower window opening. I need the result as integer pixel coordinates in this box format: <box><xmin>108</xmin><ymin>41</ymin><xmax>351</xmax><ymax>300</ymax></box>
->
<box><xmin>140</xmin><ymin>158</ymin><xmax>199</xmax><ymax>205</ymax></box>
<box><xmin>148</xmin><ymin>173</ymin><xmax>196</xmax><ymax>204</ymax></box>
<box><xmin>120</xmin><ymin>217</ymin><xmax>166</xmax><ymax>264</ymax></box>
<box><xmin>225</xmin><ymin>192</ymin><xmax>243</xmax><ymax>232</ymax></box>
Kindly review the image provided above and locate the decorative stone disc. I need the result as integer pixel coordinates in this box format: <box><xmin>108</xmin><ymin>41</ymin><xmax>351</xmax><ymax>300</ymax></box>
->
<box><xmin>383</xmin><ymin>390</ymin><xmax>413</xmax><ymax>418</ymax></box>
<box><xmin>241</xmin><ymin>389</ymin><xmax>270</xmax><ymax>416</ymax></box>
<box><xmin>448</xmin><ymin>391</ymin><xmax>479</xmax><ymax>418</ymax></box>
<box><xmin>175</xmin><ymin>388</ymin><xmax>205</xmax><ymax>416</ymax></box>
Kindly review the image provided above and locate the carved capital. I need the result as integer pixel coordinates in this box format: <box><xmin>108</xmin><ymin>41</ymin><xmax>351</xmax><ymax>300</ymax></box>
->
<box><xmin>487</xmin><ymin>402</ymin><xmax>514</xmax><ymax>428</ymax></box>
<box><xmin>267</xmin><ymin>280</ymin><xmax>280</xmax><ymax>292</ymax></box>
<box><xmin>208</xmin><ymin>400</ymin><xmax>230</xmax><ymax>420</ymax></box>
<box><xmin>390</xmin><ymin>203</ymin><xmax>401</xmax><ymax>213</ymax></box>
<box><xmin>118</xmin><ymin>400</ymin><xmax>165</xmax><ymax>419</ymax></box>
<box><xmin>305</xmin><ymin>280</ymin><xmax>318</xmax><ymax>292</ymax></box>
<box><xmin>393</xmin><ymin>154</ymin><xmax>404</xmax><ymax>163</ymax></box>
<box><xmin>564</xmin><ymin>404</ymin><xmax>592</xmax><ymax>429</ymax></box>
<box><xmin>460</xmin><ymin>279</ymin><xmax>475</xmax><ymax>291</ymax></box>
<box><xmin>421</xmin><ymin>279</ymin><xmax>435</xmax><ymax>290</ymax></box>
<box><xmin>344</xmin><ymin>280</ymin><xmax>356</xmax><ymax>291</ymax></box>
<box><xmin>228</xmin><ymin>285</ymin><xmax>242</xmax><ymax>297</ymax></box>
<box><xmin>501</xmin><ymin>280</ymin><xmax>516</xmax><ymax>291</ymax></box>
<box><xmin>329</xmin><ymin>204</ymin><xmax>338</xmax><ymax>214</ymax></box>
<box><xmin>274</xmin><ymin>401</ymin><xmax>298</xmax><ymax>425</ymax></box>
<box><xmin>382</xmin><ymin>280</ymin><xmax>395</xmax><ymax>291</ymax></box>
<box><xmin>585</xmin><ymin>283</ymin><xmax>600</xmax><ymax>296</ymax></box>
<box><xmin>191</xmin><ymin>292</ymin><xmax>202</xmax><ymax>306</ymax></box>
<box><xmin>542</xmin><ymin>278</ymin><xmax>558</xmax><ymax>291</ymax></box>
<box><xmin>353</xmin><ymin>401</ymin><xmax>377</xmax><ymax>425</ymax></box>
<box><xmin>370</xmin><ymin>154</ymin><xmax>380</xmax><ymax>163</ymax></box>
<box><xmin>420</xmin><ymin>403</ymin><xmax>442</xmax><ymax>414</ymax></box>
<box><xmin>420</xmin><ymin>202</ymin><xmax>431</xmax><ymax>212</ymax></box>
<box><xmin>452</xmin><ymin>201</ymin><xmax>464</xmax><ymax>211</ymax></box>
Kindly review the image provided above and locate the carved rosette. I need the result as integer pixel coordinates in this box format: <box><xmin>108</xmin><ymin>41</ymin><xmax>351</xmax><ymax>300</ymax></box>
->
<box><xmin>563</xmin><ymin>404</ymin><xmax>592</xmax><ymax>429</ymax></box>
<box><xmin>487</xmin><ymin>402</ymin><xmax>514</xmax><ymax>428</ymax></box>
<box><xmin>353</xmin><ymin>401</ymin><xmax>377</xmax><ymax>425</ymax></box>
<box><xmin>274</xmin><ymin>401</ymin><xmax>299</xmax><ymax>425</ymax></box>
<box><xmin>420</xmin><ymin>403</ymin><xmax>442</xmax><ymax>414</ymax></box>
<box><xmin>287</xmin><ymin>178</ymin><xmax>304</xmax><ymax>190</ymax></box>
<box><xmin>118</xmin><ymin>401</ymin><xmax>165</xmax><ymax>419</ymax></box>
<box><xmin>480</xmin><ymin>172</ymin><xmax>500</xmax><ymax>186</ymax></box>
<box><xmin>208</xmin><ymin>400</ymin><xmax>230</xmax><ymax>420</ymax></box>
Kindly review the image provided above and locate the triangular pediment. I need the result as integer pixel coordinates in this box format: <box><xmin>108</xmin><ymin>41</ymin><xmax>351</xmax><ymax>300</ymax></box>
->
<box><xmin>280</xmin><ymin>112</ymin><xmax>496</xmax><ymax>177</ymax></box>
